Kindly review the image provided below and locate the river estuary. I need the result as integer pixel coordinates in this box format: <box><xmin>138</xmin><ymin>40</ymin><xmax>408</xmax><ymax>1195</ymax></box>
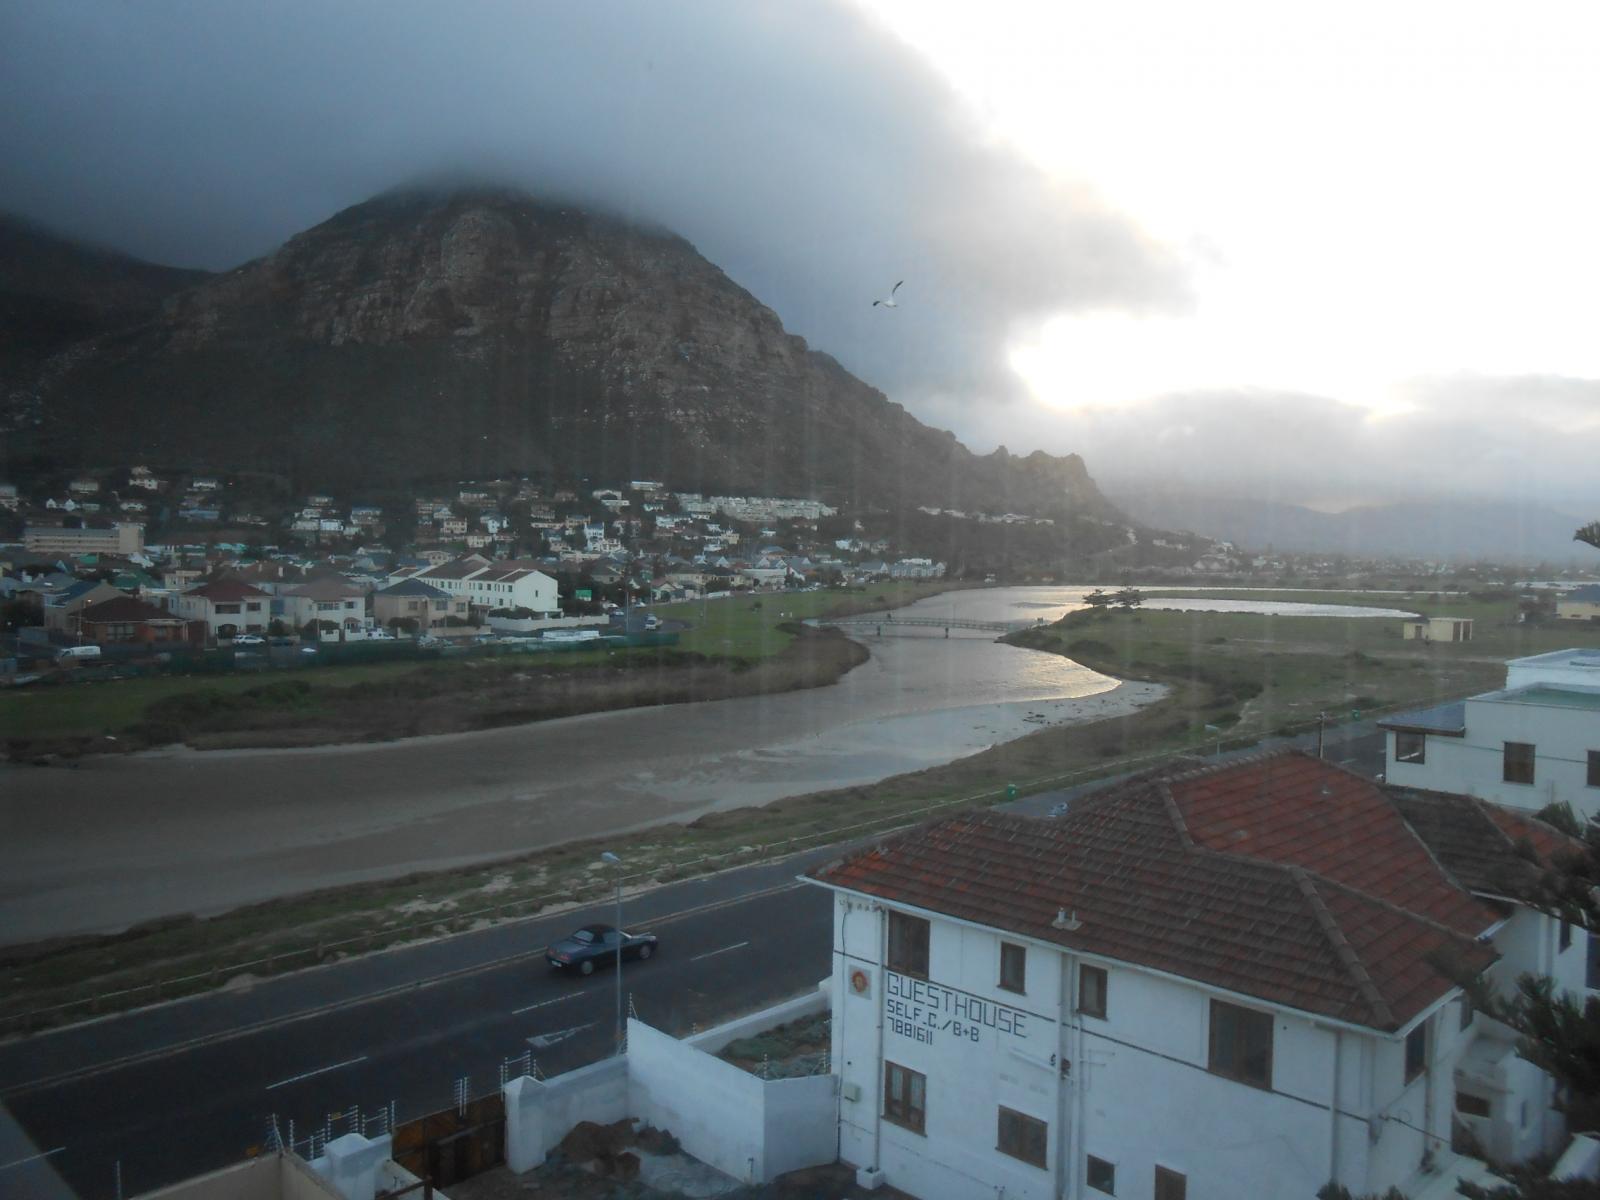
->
<box><xmin>0</xmin><ymin>586</ymin><xmax>1408</xmax><ymax>941</ymax></box>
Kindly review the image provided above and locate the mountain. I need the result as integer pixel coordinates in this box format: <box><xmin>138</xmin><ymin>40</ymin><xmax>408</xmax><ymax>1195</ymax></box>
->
<box><xmin>0</xmin><ymin>214</ymin><xmax>209</xmax><ymax>385</ymax></box>
<box><xmin>0</xmin><ymin>187</ymin><xmax>1118</xmax><ymax>528</ymax></box>
<box><xmin>1110</xmin><ymin>487</ymin><xmax>1591</xmax><ymax>565</ymax></box>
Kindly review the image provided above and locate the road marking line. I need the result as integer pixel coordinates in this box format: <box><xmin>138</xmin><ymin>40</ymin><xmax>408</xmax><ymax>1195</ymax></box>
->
<box><xmin>529</xmin><ymin>1022</ymin><xmax>596</xmax><ymax>1049</ymax></box>
<box><xmin>690</xmin><ymin>940</ymin><xmax>750</xmax><ymax>963</ymax></box>
<box><xmin>512</xmin><ymin>993</ymin><xmax>590</xmax><ymax>1015</ymax></box>
<box><xmin>265</xmin><ymin>1055</ymin><xmax>368</xmax><ymax>1091</ymax></box>
<box><xmin>3</xmin><ymin>880</ymin><xmax>814</xmax><ymax>1099</ymax></box>
<box><xmin>0</xmin><ymin>1147</ymin><xmax>65</xmax><ymax>1172</ymax></box>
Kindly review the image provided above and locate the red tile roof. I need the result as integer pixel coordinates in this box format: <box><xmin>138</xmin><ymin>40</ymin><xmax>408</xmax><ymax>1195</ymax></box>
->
<box><xmin>184</xmin><ymin>579</ymin><xmax>270</xmax><ymax>601</ymax></box>
<box><xmin>1391</xmin><ymin>788</ymin><xmax>1583</xmax><ymax>900</ymax></box>
<box><xmin>78</xmin><ymin>596</ymin><xmax>185</xmax><ymax>624</ymax></box>
<box><xmin>809</xmin><ymin>752</ymin><xmax>1498</xmax><ymax>1031</ymax></box>
<box><xmin>282</xmin><ymin>578</ymin><xmax>366</xmax><ymax>600</ymax></box>
<box><xmin>1166</xmin><ymin>756</ymin><xmax>1491</xmax><ymax>936</ymax></box>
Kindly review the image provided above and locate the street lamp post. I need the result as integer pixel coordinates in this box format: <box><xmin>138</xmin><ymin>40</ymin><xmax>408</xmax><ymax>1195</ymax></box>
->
<box><xmin>601</xmin><ymin>850</ymin><xmax>622</xmax><ymax>1054</ymax></box>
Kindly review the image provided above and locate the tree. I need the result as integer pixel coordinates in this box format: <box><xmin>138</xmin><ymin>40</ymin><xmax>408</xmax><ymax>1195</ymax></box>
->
<box><xmin>1114</xmin><ymin>587</ymin><xmax>1144</xmax><ymax>610</ymax></box>
<box><xmin>1576</xmin><ymin>521</ymin><xmax>1600</xmax><ymax>551</ymax></box>
<box><xmin>1458</xmin><ymin>1174</ymin><xmax>1600</xmax><ymax>1199</ymax></box>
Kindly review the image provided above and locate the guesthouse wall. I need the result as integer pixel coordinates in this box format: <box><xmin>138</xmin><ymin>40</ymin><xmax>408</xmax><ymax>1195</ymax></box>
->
<box><xmin>829</xmin><ymin>893</ymin><xmax>1489</xmax><ymax>1200</ymax></box>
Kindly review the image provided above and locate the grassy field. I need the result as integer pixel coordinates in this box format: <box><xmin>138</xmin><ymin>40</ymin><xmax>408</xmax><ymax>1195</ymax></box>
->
<box><xmin>0</xmin><ymin>658</ymin><xmax>438</xmax><ymax>740</ymax></box>
<box><xmin>1021</xmin><ymin>590</ymin><xmax>1600</xmax><ymax>737</ymax></box>
<box><xmin>0</xmin><ymin>583</ymin><xmax>953</xmax><ymax>747</ymax></box>
<box><xmin>655</xmin><ymin>580</ymin><xmax>960</xmax><ymax>658</ymax></box>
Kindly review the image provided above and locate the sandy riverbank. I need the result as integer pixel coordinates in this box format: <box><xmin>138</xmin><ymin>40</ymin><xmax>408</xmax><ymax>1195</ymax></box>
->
<box><xmin>0</xmin><ymin>633</ymin><xmax>1158</xmax><ymax>943</ymax></box>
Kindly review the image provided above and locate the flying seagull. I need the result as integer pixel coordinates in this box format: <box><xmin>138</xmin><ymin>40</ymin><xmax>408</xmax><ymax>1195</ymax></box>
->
<box><xmin>872</xmin><ymin>280</ymin><xmax>903</xmax><ymax>308</ymax></box>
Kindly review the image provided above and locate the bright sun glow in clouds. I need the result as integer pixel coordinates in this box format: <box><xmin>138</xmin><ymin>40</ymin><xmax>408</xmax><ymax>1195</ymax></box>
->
<box><xmin>857</xmin><ymin>0</ymin><xmax>1600</xmax><ymax>418</ymax></box>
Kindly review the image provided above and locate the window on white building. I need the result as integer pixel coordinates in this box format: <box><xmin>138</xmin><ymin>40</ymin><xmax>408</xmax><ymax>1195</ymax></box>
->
<box><xmin>887</xmin><ymin>911</ymin><xmax>929</xmax><ymax>978</ymax></box>
<box><xmin>1086</xmin><ymin>1154</ymin><xmax>1116</xmax><ymax>1194</ymax></box>
<box><xmin>1208</xmin><ymin>1000</ymin><xmax>1272</xmax><ymax>1089</ymax></box>
<box><xmin>1459</xmin><ymin>994</ymin><xmax>1474</xmax><ymax>1031</ymax></box>
<box><xmin>1456</xmin><ymin>1091</ymin><xmax>1491</xmax><ymax>1118</ymax></box>
<box><xmin>997</xmin><ymin>1106</ymin><xmax>1046</xmax><ymax>1168</ymax></box>
<box><xmin>1560</xmin><ymin>920</ymin><xmax>1572</xmax><ymax>953</ymax></box>
<box><xmin>1078</xmin><ymin>964</ymin><xmax>1107</xmax><ymax>1019</ymax></box>
<box><xmin>1395</xmin><ymin>731</ymin><xmax>1426</xmax><ymax>764</ymax></box>
<box><xmin>1404</xmin><ymin>1019</ymin><xmax>1428</xmax><ymax>1084</ymax></box>
<box><xmin>1000</xmin><ymin>942</ymin><xmax>1026</xmax><ymax>993</ymax></box>
<box><xmin>1503</xmin><ymin>741</ymin><xmax>1536</xmax><ymax>785</ymax></box>
<box><xmin>1154</xmin><ymin>1165</ymin><xmax>1187</xmax><ymax>1200</ymax></box>
<box><xmin>1588</xmin><ymin>750</ymin><xmax>1600</xmax><ymax>788</ymax></box>
<box><xmin>883</xmin><ymin>1061</ymin><xmax>925</xmax><ymax>1133</ymax></box>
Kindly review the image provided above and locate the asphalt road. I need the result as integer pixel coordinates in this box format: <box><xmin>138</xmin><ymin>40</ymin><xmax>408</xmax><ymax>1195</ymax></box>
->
<box><xmin>0</xmin><ymin>725</ymin><xmax>1388</xmax><ymax>1200</ymax></box>
<box><xmin>0</xmin><ymin>853</ymin><xmax>837</xmax><ymax>1200</ymax></box>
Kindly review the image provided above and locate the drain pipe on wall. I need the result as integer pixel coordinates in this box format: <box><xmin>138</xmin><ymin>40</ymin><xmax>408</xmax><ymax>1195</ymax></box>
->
<box><xmin>1054</xmin><ymin>954</ymin><xmax>1074</xmax><ymax>1200</ymax></box>
<box><xmin>1328</xmin><ymin>1029</ymin><xmax>1343</xmax><ymax>1189</ymax></box>
<box><xmin>871</xmin><ymin>902</ymin><xmax>888</xmax><ymax>1175</ymax></box>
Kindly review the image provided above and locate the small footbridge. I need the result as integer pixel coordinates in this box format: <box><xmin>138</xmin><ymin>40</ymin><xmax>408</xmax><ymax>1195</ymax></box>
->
<box><xmin>813</xmin><ymin>615</ymin><xmax>1040</xmax><ymax>638</ymax></box>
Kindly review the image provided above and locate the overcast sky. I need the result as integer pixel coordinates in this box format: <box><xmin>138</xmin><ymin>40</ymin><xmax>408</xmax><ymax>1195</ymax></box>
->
<box><xmin>2</xmin><ymin>1</ymin><xmax>1595</xmax><ymax>514</ymax></box>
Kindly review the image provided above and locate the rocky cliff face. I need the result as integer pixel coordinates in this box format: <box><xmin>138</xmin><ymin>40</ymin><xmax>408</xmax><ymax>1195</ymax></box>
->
<box><xmin>2</xmin><ymin>188</ymin><xmax>1120</xmax><ymax>523</ymax></box>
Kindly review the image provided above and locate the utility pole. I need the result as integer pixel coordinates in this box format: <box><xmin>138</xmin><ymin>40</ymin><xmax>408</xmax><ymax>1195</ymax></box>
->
<box><xmin>601</xmin><ymin>850</ymin><xmax>622</xmax><ymax>1054</ymax></box>
<box><xmin>1316</xmin><ymin>711</ymin><xmax>1326</xmax><ymax>759</ymax></box>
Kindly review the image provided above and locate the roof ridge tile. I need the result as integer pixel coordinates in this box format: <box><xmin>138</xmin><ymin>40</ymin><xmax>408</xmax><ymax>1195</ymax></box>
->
<box><xmin>1289</xmin><ymin>867</ymin><xmax>1395</xmax><ymax>1029</ymax></box>
<box><xmin>1156</xmin><ymin>781</ymin><xmax>1196</xmax><ymax>849</ymax></box>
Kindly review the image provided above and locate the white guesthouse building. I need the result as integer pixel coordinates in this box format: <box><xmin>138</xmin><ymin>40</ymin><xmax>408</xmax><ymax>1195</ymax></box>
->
<box><xmin>1380</xmin><ymin>648</ymin><xmax>1600</xmax><ymax>822</ymax></box>
<box><xmin>411</xmin><ymin>558</ymin><xmax>560</xmax><ymax>616</ymax></box>
<box><xmin>807</xmin><ymin>753</ymin><xmax>1588</xmax><ymax>1200</ymax></box>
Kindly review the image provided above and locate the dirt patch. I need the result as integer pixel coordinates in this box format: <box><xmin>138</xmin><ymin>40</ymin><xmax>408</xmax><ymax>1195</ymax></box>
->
<box><xmin>447</xmin><ymin>1158</ymin><xmax>913</xmax><ymax>1200</ymax></box>
<box><xmin>718</xmin><ymin>1014</ymin><xmax>831</xmax><ymax>1079</ymax></box>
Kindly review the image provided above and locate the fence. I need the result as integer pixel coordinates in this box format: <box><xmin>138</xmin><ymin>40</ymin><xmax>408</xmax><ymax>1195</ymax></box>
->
<box><xmin>1</xmin><ymin>696</ymin><xmax>1416</xmax><ymax>1037</ymax></box>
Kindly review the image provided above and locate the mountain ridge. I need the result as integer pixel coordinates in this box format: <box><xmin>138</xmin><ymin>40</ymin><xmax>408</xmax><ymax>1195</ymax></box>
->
<box><xmin>1110</xmin><ymin>486</ymin><xmax>1590</xmax><ymax>565</ymax></box>
<box><xmin>1</xmin><ymin>188</ymin><xmax>1119</xmax><ymax>537</ymax></box>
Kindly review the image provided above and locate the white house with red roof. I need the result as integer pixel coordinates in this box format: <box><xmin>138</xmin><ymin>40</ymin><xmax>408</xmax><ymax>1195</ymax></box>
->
<box><xmin>805</xmin><ymin>753</ymin><xmax>1588</xmax><ymax>1200</ymax></box>
<box><xmin>175</xmin><ymin>578</ymin><xmax>271</xmax><ymax>637</ymax></box>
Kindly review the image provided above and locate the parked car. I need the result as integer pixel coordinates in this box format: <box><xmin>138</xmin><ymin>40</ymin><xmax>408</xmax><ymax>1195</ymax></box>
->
<box><xmin>545</xmin><ymin>923</ymin><xmax>659</xmax><ymax>976</ymax></box>
<box><xmin>233</xmin><ymin>633</ymin><xmax>265</xmax><ymax>646</ymax></box>
<box><xmin>299</xmin><ymin>645</ymin><xmax>319</xmax><ymax>656</ymax></box>
<box><xmin>366</xmin><ymin>629</ymin><xmax>394</xmax><ymax>641</ymax></box>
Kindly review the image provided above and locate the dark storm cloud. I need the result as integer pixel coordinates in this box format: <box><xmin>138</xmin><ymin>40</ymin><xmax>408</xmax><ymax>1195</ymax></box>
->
<box><xmin>0</xmin><ymin>0</ymin><xmax>1188</xmax><ymax>417</ymax></box>
<box><xmin>1075</xmin><ymin>376</ymin><xmax>1599</xmax><ymax>514</ymax></box>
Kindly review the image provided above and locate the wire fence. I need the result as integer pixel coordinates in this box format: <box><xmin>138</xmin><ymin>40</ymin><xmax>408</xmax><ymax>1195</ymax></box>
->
<box><xmin>0</xmin><ymin>695</ymin><xmax>1417</xmax><ymax>1038</ymax></box>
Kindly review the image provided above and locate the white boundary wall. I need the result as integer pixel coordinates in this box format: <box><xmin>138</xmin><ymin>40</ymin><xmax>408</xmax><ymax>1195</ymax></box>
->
<box><xmin>505</xmin><ymin>1056</ymin><xmax>629</xmax><ymax>1172</ymax></box>
<box><xmin>502</xmin><ymin>986</ymin><xmax>837</xmax><ymax>1185</ymax></box>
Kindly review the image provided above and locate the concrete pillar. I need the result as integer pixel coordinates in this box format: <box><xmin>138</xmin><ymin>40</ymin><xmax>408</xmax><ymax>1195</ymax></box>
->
<box><xmin>504</xmin><ymin>1075</ymin><xmax>548</xmax><ymax>1173</ymax></box>
<box><xmin>314</xmin><ymin>1132</ymin><xmax>391</xmax><ymax>1200</ymax></box>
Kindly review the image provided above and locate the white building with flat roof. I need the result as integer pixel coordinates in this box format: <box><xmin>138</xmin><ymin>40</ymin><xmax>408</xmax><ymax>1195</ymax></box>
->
<box><xmin>1381</xmin><ymin>649</ymin><xmax>1600</xmax><ymax>821</ymax></box>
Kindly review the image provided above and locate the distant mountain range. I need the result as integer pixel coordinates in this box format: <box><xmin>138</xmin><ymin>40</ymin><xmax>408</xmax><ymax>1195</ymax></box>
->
<box><xmin>1109</xmin><ymin>487</ymin><xmax>1593</xmax><ymax>565</ymax></box>
<box><xmin>0</xmin><ymin>190</ymin><xmax>1122</xmax><ymax>552</ymax></box>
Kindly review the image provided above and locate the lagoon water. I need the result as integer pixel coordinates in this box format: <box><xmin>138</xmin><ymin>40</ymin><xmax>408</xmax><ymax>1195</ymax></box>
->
<box><xmin>0</xmin><ymin>586</ymin><xmax>1413</xmax><ymax>940</ymax></box>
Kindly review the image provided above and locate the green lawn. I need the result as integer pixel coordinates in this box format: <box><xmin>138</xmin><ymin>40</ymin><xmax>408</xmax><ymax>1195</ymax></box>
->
<box><xmin>1</xmin><ymin>584</ymin><xmax>956</xmax><ymax>743</ymax></box>
<box><xmin>1035</xmin><ymin>590</ymin><xmax>1600</xmax><ymax>736</ymax></box>
<box><xmin>0</xmin><ymin>659</ymin><xmax>438</xmax><ymax>740</ymax></box>
<box><xmin>656</xmin><ymin>582</ymin><xmax>957</xmax><ymax>658</ymax></box>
